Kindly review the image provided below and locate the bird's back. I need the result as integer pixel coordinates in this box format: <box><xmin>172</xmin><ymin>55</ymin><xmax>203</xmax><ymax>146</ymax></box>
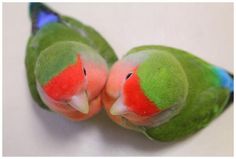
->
<box><xmin>144</xmin><ymin>46</ymin><xmax>233</xmax><ymax>141</ymax></box>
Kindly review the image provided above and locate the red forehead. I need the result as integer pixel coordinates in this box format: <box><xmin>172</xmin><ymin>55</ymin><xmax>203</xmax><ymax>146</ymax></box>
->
<box><xmin>123</xmin><ymin>70</ymin><xmax>160</xmax><ymax>116</ymax></box>
<box><xmin>43</xmin><ymin>56</ymin><xmax>85</xmax><ymax>101</ymax></box>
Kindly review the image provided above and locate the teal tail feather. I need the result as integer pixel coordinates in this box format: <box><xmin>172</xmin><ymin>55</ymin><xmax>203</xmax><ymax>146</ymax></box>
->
<box><xmin>226</xmin><ymin>72</ymin><xmax>234</xmax><ymax>107</ymax></box>
<box><xmin>213</xmin><ymin>66</ymin><xmax>234</xmax><ymax>109</ymax></box>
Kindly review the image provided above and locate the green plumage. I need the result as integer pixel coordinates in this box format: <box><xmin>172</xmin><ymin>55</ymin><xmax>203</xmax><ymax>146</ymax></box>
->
<box><xmin>137</xmin><ymin>51</ymin><xmax>188</xmax><ymax>110</ymax></box>
<box><xmin>35</xmin><ymin>42</ymin><xmax>78</xmax><ymax>86</ymax></box>
<box><xmin>25</xmin><ymin>3</ymin><xmax>117</xmax><ymax>109</ymax></box>
<box><xmin>128</xmin><ymin>45</ymin><xmax>233</xmax><ymax>141</ymax></box>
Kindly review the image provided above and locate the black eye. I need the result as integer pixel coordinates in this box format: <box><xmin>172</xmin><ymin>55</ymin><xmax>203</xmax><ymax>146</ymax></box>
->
<box><xmin>125</xmin><ymin>72</ymin><xmax>132</xmax><ymax>80</ymax></box>
<box><xmin>83</xmin><ymin>67</ymin><xmax>87</xmax><ymax>76</ymax></box>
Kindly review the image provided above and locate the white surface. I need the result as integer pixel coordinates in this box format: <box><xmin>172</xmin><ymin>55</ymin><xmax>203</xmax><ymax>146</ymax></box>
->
<box><xmin>3</xmin><ymin>3</ymin><xmax>234</xmax><ymax>156</ymax></box>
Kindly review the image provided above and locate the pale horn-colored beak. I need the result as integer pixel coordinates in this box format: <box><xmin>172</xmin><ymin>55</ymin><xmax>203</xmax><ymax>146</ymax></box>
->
<box><xmin>110</xmin><ymin>97</ymin><xmax>129</xmax><ymax>115</ymax></box>
<box><xmin>68</xmin><ymin>91</ymin><xmax>89</xmax><ymax>114</ymax></box>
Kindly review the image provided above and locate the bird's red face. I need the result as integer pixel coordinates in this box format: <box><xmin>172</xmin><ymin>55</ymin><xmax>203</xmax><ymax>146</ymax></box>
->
<box><xmin>43</xmin><ymin>56</ymin><xmax>86</xmax><ymax>101</ymax></box>
<box><xmin>103</xmin><ymin>53</ymin><xmax>160</xmax><ymax>127</ymax></box>
<box><xmin>35</xmin><ymin>42</ymin><xmax>108</xmax><ymax>121</ymax></box>
<box><xmin>122</xmin><ymin>68</ymin><xmax>161</xmax><ymax>116</ymax></box>
<box><xmin>37</xmin><ymin>55</ymin><xmax>91</xmax><ymax>115</ymax></box>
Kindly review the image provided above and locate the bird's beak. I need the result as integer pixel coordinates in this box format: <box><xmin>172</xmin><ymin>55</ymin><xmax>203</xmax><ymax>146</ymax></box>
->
<box><xmin>110</xmin><ymin>97</ymin><xmax>129</xmax><ymax>115</ymax></box>
<box><xmin>68</xmin><ymin>91</ymin><xmax>89</xmax><ymax>114</ymax></box>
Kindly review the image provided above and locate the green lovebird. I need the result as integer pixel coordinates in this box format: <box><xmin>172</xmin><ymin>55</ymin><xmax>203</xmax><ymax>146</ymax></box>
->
<box><xmin>25</xmin><ymin>3</ymin><xmax>117</xmax><ymax>121</ymax></box>
<box><xmin>103</xmin><ymin>45</ymin><xmax>233</xmax><ymax>141</ymax></box>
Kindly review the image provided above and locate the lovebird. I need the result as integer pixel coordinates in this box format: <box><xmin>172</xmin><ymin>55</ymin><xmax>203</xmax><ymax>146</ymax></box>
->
<box><xmin>103</xmin><ymin>45</ymin><xmax>233</xmax><ymax>141</ymax></box>
<box><xmin>25</xmin><ymin>3</ymin><xmax>117</xmax><ymax>121</ymax></box>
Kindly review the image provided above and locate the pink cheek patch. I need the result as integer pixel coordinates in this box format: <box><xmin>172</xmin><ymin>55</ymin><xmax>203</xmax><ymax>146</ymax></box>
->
<box><xmin>106</xmin><ymin>61</ymin><xmax>134</xmax><ymax>98</ymax></box>
<box><xmin>84</xmin><ymin>61</ymin><xmax>107</xmax><ymax>100</ymax></box>
<box><xmin>123</xmin><ymin>72</ymin><xmax>161</xmax><ymax>116</ymax></box>
<box><xmin>43</xmin><ymin>56</ymin><xmax>85</xmax><ymax>101</ymax></box>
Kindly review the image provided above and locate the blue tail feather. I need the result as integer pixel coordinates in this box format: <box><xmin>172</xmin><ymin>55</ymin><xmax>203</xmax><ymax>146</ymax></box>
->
<box><xmin>214</xmin><ymin>67</ymin><xmax>234</xmax><ymax>93</ymax></box>
<box><xmin>213</xmin><ymin>67</ymin><xmax>234</xmax><ymax>108</ymax></box>
<box><xmin>29</xmin><ymin>3</ymin><xmax>60</xmax><ymax>33</ymax></box>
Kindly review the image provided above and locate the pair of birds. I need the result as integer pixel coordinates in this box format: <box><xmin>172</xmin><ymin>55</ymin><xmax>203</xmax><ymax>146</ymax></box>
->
<box><xmin>26</xmin><ymin>3</ymin><xmax>234</xmax><ymax>141</ymax></box>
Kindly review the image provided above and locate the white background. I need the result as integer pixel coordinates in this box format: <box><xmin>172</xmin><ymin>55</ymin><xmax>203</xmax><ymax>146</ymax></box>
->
<box><xmin>3</xmin><ymin>3</ymin><xmax>233</xmax><ymax>156</ymax></box>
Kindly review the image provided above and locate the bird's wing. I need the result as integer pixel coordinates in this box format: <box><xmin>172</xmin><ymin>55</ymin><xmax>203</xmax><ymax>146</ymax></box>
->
<box><xmin>61</xmin><ymin>16</ymin><xmax>118</xmax><ymax>67</ymax></box>
<box><xmin>146</xmin><ymin>87</ymin><xmax>230</xmax><ymax>141</ymax></box>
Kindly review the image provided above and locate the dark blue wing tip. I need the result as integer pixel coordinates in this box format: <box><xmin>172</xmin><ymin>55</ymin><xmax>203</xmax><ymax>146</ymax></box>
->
<box><xmin>29</xmin><ymin>2</ymin><xmax>43</xmax><ymax>16</ymax></box>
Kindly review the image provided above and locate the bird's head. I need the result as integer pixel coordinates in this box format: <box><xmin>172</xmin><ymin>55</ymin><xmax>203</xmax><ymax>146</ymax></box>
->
<box><xmin>35</xmin><ymin>41</ymin><xmax>108</xmax><ymax>115</ymax></box>
<box><xmin>104</xmin><ymin>46</ymin><xmax>188</xmax><ymax>127</ymax></box>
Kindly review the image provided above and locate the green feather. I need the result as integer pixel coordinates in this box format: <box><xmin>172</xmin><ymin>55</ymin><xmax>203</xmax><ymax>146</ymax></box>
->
<box><xmin>35</xmin><ymin>42</ymin><xmax>78</xmax><ymax>86</ymax></box>
<box><xmin>25</xmin><ymin>3</ymin><xmax>117</xmax><ymax>109</ymax></box>
<box><xmin>26</xmin><ymin>37</ymin><xmax>49</xmax><ymax>109</ymax></box>
<box><xmin>137</xmin><ymin>50</ymin><xmax>188</xmax><ymax>110</ymax></box>
<box><xmin>35</xmin><ymin>41</ymin><xmax>107</xmax><ymax>86</ymax></box>
<box><xmin>62</xmin><ymin>16</ymin><xmax>117</xmax><ymax>67</ymax></box>
<box><xmin>126</xmin><ymin>45</ymin><xmax>232</xmax><ymax>141</ymax></box>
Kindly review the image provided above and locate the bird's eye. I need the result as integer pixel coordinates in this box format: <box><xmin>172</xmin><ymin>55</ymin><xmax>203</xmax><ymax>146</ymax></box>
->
<box><xmin>125</xmin><ymin>72</ymin><xmax>133</xmax><ymax>80</ymax></box>
<box><xmin>83</xmin><ymin>67</ymin><xmax>87</xmax><ymax>76</ymax></box>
